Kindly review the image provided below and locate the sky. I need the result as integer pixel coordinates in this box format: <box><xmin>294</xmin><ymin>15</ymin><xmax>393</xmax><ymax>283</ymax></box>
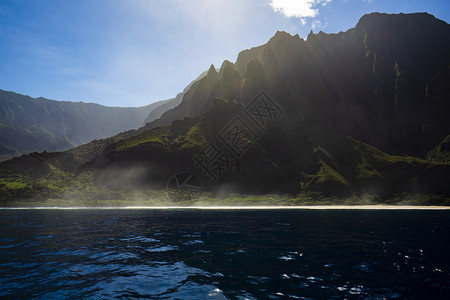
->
<box><xmin>0</xmin><ymin>0</ymin><xmax>449</xmax><ymax>107</ymax></box>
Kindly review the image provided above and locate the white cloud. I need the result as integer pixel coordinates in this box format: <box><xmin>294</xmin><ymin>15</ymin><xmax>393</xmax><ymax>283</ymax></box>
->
<box><xmin>311</xmin><ymin>19</ymin><xmax>328</xmax><ymax>29</ymax></box>
<box><xmin>270</xmin><ymin>0</ymin><xmax>332</xmax><ymax>19</ymax></box>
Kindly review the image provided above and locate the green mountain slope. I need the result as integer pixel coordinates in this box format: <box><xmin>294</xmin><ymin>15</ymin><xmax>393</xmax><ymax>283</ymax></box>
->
<box><xmin>0</xmin><ymin>90</ymin><xmax>167</xmax><ymax>160</ymax></box>
<box><xmin>0</xmin><ymin>12</ymin><xmax>449</xmax><ymax>205</ymax></box>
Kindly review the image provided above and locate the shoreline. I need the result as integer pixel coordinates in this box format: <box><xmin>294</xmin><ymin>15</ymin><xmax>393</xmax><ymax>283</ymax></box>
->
<box><xmin>1</xmin><ymin>205</ymin><xmax>449</xmax><ymax>210</ymax></box>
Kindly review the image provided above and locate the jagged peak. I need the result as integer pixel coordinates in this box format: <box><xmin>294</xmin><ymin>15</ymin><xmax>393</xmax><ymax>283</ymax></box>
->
<box><xmin>207</xmin><ymin>64</ymin><xmax>218</xmax><ymax>76</ymax></box>
<box><xmin>206</xmin><ymin>64</ymin><xmax>219</xmax><ymax>82</ymax></box>
<box><xmin>268</xmin><ymin>30</ymin><xmax>301</xmax><ymax>46</ymax></box>
<box><xmin>274</xmin><ymin>30</ymin><xmax>292</xmax><ymax>38</ymax></box>
<box><xmin>219</xmin><ymin>60</ymin><xmax>237</xmax><ymax>78</ymax></box>
<box><xmin>220</xmin><ymin>59</ymin><xmax>233</xmax><ymax>69</ymax></box>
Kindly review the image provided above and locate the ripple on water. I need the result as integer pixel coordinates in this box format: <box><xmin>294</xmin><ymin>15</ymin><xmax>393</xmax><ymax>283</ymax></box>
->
<box><xmin>96</xmin><ymin>252</ymin><xmax>140</xmax><ymax>262</ymax></box>
<box><xmin>306</xmin><ymin>276</ymin><xmax>323</xmax><ymax>283</ymax></box>
<box><xmin>183</xmin><ymin>239</ymin><xmax>205</xmax><ymax>245</ymax></box>
<box><xmin>120</xmin><ymin>236</ymin><xmax>160</xmax><ymax>243</ymax></box>
<box><xmin>279</xmin><ymin>255</ymin><xmax>296</xmax><ymax>261</ymax></box>
<box><xmin>206</xmin><ymin>288</ymin><xmax>227</xmax><ymax>299</ymax></box>
<box><xmin>77</xmin><ymin>261</ymin><xmax>214</xmax><ymax>299</ymax></box>
<box><xmin>146</xmin><ymin>245</ymin><xmax>177</xmax><ymax>252</ymax></box>
<box><xmin>354</xmin><ymin>262</ymin><xmax>372</xmax><ymax>272</ymax></box>
<box><xmin>0</xmin><ymin>209</ymin><xmax>448</xmax><ymax>299</ymax></box>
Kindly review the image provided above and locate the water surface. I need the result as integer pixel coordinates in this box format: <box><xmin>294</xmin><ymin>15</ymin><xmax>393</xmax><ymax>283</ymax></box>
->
<box><xmin>0</xmin><ymin>209</ymin><xmax>448</xmax><ymax>299</ymax></box>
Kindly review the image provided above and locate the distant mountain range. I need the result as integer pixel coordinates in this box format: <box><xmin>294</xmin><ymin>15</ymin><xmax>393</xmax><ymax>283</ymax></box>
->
<box><xmin>0</xmin><ymin>72</ymin><xmax>206</xmax><ymax>161</ymax></box>
<box><xmin>0</xmin><ymin>90</ymin><xmax>155</xmax><ymax>159</ymax></box>
<box><xmin>1</xmin><ymin>12</ymin><xmax>449</xmax><ymax>203</ymax></box>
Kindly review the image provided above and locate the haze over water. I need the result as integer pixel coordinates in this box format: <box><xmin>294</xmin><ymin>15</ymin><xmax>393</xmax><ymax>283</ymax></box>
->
<box><xmin>0</xmin><ymin>209</ymin><xmax>448</xmax><ymax>299</ymax></box>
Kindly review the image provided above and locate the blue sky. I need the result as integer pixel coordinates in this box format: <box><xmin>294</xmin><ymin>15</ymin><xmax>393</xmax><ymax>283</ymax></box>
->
<box><xmin>0</xmin><ymin>0</ymin><xmax>449</xmax><ymax>107</ymax></box>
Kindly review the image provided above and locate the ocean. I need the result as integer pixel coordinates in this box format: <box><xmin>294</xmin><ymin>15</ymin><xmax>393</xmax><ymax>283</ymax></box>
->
<box><xmin>0</xmin><ymin>208</ymin><xmax>448</xmax><ymax>299</ymax></box>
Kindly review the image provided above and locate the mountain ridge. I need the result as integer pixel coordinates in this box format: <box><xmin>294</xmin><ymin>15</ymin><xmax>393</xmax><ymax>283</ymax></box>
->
<box><xmin>0</xmin><ymin>12</ymin><xmax>449</xmax><ymax>204</ymax></box>
<box><xmin>142</xmin><ymin>69</ymin><xmax>212</xmax><ymax>125</ymax></box>
<box><xmin>0</xmin><ymin>89</ymin><xmax>161</xmax><ymax>160</ymax></box>
<box><xmin>153</xmin><ymin>12</ymin><xmax>450</xmax><ymax>157</ymax></box>
<box><xmin>0</xmin><ymin>68</ymin><xmax>211</xmax><ymax>160</ymax></box>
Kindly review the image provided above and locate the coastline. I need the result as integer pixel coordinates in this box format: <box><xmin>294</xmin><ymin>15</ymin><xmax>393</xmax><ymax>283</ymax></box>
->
<box><xmin>1</xmin><ymin>205</ymin><xmax>449</xmax><ymax>210</ymax></box>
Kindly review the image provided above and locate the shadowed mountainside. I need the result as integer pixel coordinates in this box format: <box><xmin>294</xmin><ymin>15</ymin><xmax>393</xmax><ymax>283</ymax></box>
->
<box><xmin>145</xmin><ymin>12</ymin><xmax>450</xmax><ymax>157</ymax></box>
<box><xmin>1</xmin><ymin>12</ymin><xmax>449</xmax><ymax>204</ymax></box>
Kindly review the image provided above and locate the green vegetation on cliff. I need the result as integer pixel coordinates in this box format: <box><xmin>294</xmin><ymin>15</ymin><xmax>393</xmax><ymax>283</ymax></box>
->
<box><xmin>0</xmin><ymin>13</ymin><xmax>449</xmax><ymax>206</ymax></box>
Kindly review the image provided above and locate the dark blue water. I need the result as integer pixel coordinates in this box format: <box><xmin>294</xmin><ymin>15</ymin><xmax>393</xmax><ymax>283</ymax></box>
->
<box><xmin>0</xmin><ymin>209</ymin><xmax>449</xmax><ymax>299</ymax></box>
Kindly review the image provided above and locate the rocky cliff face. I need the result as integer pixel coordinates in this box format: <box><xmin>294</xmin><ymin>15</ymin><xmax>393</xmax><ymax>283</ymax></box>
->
<box><xmin>1</xmin><ymin>13</ymin><xmax>449</xmax><ymax>200</ymax></box>
<box><xmin>146</xmin><ymin>13</ymin><xmax>450</xmax><ymax>158</ymax></box>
